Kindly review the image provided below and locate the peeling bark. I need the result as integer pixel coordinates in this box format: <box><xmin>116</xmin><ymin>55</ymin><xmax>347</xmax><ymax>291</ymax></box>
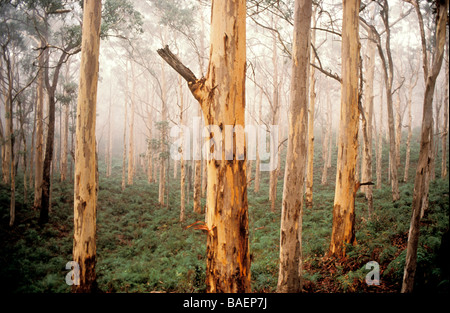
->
<box><xmin>328</xmin><ymin>0</ymin><xmax>361</xmax><ymax>259</ymax></box>
<box><xmin>72</xmin><ymin>0</ymin><xmax>101</xmax><ymax>293</ymax></box>
<box><xmin>157</xmin><ymin>0</ymin><xmax>250</xmax><ymax>293</ymax></box>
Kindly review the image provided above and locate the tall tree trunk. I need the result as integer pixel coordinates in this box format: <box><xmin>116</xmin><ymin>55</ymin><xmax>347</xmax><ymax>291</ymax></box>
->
<box><xmin>39</xmin><ymin>47</ymin><xmax>68</xmax><ymax>224</ymax></box>
<box><xmin>431</xmin><ymin>94</ymin><xmax>442</xmax><ymax>181</ymax></box>
<box><xmin>382</xmin><ymin>57</ymin><xmax>399</xmax><ymax>200</ymax></box>
<box><xmin>2</xmin><ymin>96</ymin><xmax>11</xmax><ymax>185</ymax></box>
<box><xmin>269</xmin><ymin>27</ymin><xmax>280</xmax><ymax>212</ymax></box>
<box><xmin>159</xmin><ymin>62</ymin><xmax>167</xmax><ymax>205</ymax></box>
<box><xmin>355</xmin><ymin>132</ymin><xmax>361</xmax><ymax>182</ymax></box>
<box><xmin>380</xmin><ymin>1</ymin><xmax>400</xmax><ymax>202</ymax></box>
<box><xmin>328</xmin><ymin>0</ymin><xmax>361</xmax><ymax>258</ymax></box>
<box><xmin>34</xmin><ymin>43</ymin><xmax>45</xmax><ymax>209</ymax></box>
<box><xmin>246</xmin><ymin>86</ymin><xmax>255</xmax><ymax>189</ymax></box>
<box><xmin>199</xmin><ymin>12</ymin><xmax>208</xmax><ymax>200</ymax></box>
<box><xmin>201</xmin><ymin>159</ymin><xmax>207</xmax><ymax>197</ymax></box>
<box><xmin>186</xmin><ymin>162</ymin><xmax>191</xmax><ymax>208</ymax></box>
<box><xmin>0</xmin><ymin>121</ymin><xmax>5</xmax><ymax>185</ymax></box>
<box><xmin>106</xmin><ymin>80</ymin><xmax>112</xmax><ymax>178</ymax></box>
<box><xmin>193</xmin><ymin>105</ymin><xmax>202</xmax><ymax>214</ymax></box>
<box><xmin>442</xmin><ymin>40</ymin><xmax>449</xmax><ymax>179</ymax></box>
<box><xmin>402</xmin><ymin>0</ymin><xmax>448</xmax><ymax>293</ymax></box>
<box><xmin>327</xmin><ymin>114</ymin><xmax>333</xmax><ymax>169</ymax></box>
<box><xmin>72</xmin><ymin>0</ymin><xmax>101</xmax><ymax>292</ymax></box>
<box><xmin>128</xmin><ymin>61</ymin><xmax>135</xmax><ymax>185</ymax></box>
<box><xmin>158</xmin><ymin>0</ymin><xmax>250</xmax><ymax>292</ymax></box>
<box><xmin>204</xmin><ymin>0</ymin><xmax>250</xmax><ymax>290</ymax></box>
<box><xmin>305</xmin><ymin>7</ymin><xmax>317</xmax><ymax>208</ymax></box>
<box><xmin>0</xmin><ymin>58</ymin><xmax>7</xmax><ymax>185</ymax></box>
<box><xmin>165</xmin><ymin>155</ymin><xmax>170</xmax><ymax>209</ymax></box>
<box><xmin>39</xmin><ymin>91</ymin><xmax>56</xmax><ymax>225</ymax></box>
<box><xmin>376</xmin><ymin>81</ymin><xmax>384</xmax><ymax>189</ymax></box>
<box><xmin>361</xmin><ymin>30</ymin><xmax>375</xmax><ymax>218</ymax></box>
<box><xmin>8</xmin><ymin>96</ymin><xmax>15</xmax><ymax>227</ymax></box>
<box><xmin>193</xmin><ymin>160</ymin><xmax>201</xmax><ymax>213</ymax></box>
<box><xmin>29</xmin><ymin>92</ymin><xmax>36</xmax><ymax>189</ymax></box>
<box><xmin>61</xmin><ymin>62</ymin><xmax>71</xmax><ymax>182</ymax></box>
<box><xmin>361</xmin><ymin>32</ymin><xmax>375</xmax><ymax>188</ymax></box>
<box><xmin>254</xmin><ymin>91</ymin><xmax>262</xmax><ymax>193</ymax></box>
<box><xmin>362</xmin><ymin>1</ymin><xmax>399</xmax><ymax>201</ymax></box>
<box><xmin>180</xmin><ymin>152</ymin><xmax>186</xmax><ymax>223</ymax></box>
<box><xmin>179</xmin><ymin>78</ymin><xmax>186</xmax><ymax>223</ymax></box>
<box><xmin>147</xmin><ymin>107</ymin><xmax>153</xmax><ymax>183</ymax></box>
<box><xmin>122</xmin><ymin>79</ymin><xmax>128</xmax><ymax>191</ymax></box>
<box><xmin>321</xmin><ymin>89</ymin><xmax>331</xmax><ymax>185</ymax></box>
<box><xmin>277</xmin><ymin>0</ymin><xmax>311</xmax><ymax>293</ymax></box>
<box><xmin>18</xmin><ymin>97</ymin><xmax>30</xmax><ymax>207</ymax></box>
<box><xmin>404</xmin><ymin>100</ymin><xmax>412</xmax><ymax>183</ymax></box>
<box><xmin>395</xmin><ymin>91</ymin><xmax>402</xmax><ymax>169</ymax></box>
<box><xmin>61</xmin><ymin>102</ymin><xmax>69</xmax><ymax>181</ymax></box>
<box><xmin>404</xmin><ymin>81</ymin><xmax>415</xmax><ymax>182</ymax></box>
<box><xmin>246</xmin><ymin>140</ymin><xmax>253</xmax><ymax>189</ymax></box>
<box><xmin>442</xmin><ymin>97</ymin><xmax>448</xmax><ymax>178</ymax></box>
<box><xmin>2</xmin><ymin>54</ymin><xmax>15</xmax><ymax>225</ymax></box>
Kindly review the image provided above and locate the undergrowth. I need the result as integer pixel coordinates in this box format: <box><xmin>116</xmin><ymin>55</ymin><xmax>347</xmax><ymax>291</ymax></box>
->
<box><xmin>0</xmin><ymin>129</ymin><xmax>448</xmax><ymax>293</ymax></box>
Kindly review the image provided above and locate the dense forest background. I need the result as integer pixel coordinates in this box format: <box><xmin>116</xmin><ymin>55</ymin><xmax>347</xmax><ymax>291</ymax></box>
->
<box><xmin>0</xmin><ymin>0</ymin><xmax>448</xmax><ymax>293</ymax></box>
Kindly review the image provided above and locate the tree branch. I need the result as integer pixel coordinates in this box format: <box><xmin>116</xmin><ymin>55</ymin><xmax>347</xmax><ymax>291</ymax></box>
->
<box><xmin>157</xmin><ymin>45</ymin><xmax>198</xmax><ymax>84</ymax></box>
<box><xmin>157</xmin><ymin>45</ymin><xmax>209</xmax><ymax>108</ymax></box>
<box><xmin>311</xmin><ymin>63</ymin><xmax>342</xmax><ymax>83</ymax></box>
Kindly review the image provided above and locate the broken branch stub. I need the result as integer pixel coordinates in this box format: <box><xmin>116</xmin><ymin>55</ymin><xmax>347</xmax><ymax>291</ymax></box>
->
<box><xmin>157</xmin><ymin>45</ymin><xmax>198</xmax><ymax>84</ymax></box>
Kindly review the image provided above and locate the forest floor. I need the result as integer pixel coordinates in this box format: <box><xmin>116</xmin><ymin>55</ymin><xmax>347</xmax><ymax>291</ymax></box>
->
<box><xmin>0</xmin><ymin>135</ymin><xmax>449</xmax><ymax>293</ymax></box>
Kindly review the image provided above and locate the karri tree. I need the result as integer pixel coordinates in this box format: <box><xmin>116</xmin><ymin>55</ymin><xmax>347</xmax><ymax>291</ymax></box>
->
<box><xmin>158</xmin><ymin>0</ymin><xmax>250</xmax><ymax>292</ymax></box>
<box><xmin>72</xmin><ymin>0</ymin><xmax>102</xmax><ymax>293</ymax></box>
<box><xmin>305</xmin><ymin>5</ymin><xmax>317</xmax><ymax>209</ymax></box>
<box><xmin>328</xmin><ymin>0</ymin><xmax>361</xmax><ymax>259</ymax></box>
<box><xmin>277</xmin><ymin>0</ymin><xmax>312</xmax><ymax>292</ymax></box>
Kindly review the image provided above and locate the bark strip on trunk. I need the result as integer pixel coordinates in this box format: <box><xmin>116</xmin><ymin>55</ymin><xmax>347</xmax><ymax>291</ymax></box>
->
<box><xmin>157</xmin><ymin>0</ymin><xmax>250</xmax><ymax>292</ymax></box>
<box><xmin>72</xmin><ymin>0</ymin><xmax>102</xmax><ymax>293</ymax></box>
<box><xmin>328</xmin><ymin>0</ymin><xmax>361</xmax><ymax>259</ymax></box>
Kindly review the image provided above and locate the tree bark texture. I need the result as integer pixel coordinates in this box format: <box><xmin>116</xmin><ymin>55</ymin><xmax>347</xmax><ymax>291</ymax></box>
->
<box><xmin>328</xmin><ymin>0</ymin><xmax>361</xmax><ymax>259</ymax></box>
<box><xmin>158</xmin><ymin>0</ymin><xmax>250</xmax><ymax>293</ymax></box>
<box><xmin>72</xmin><ymin>0</ymin><xmax>102</xmax><ymax>293</ymax></box>
<box><xmin>34</xmin><ymin>44</ymin><xmax>45</xmax><ymax>209</ymax></box>
<box><xmin>305</xmin><ymin>8</ymin><xmax>317</xmax><ymax>209</ymax></box>
<box><xmin>442</xmin><ymin>44</ymin><xmax>448</xmax><ymax>179</ymax></box>
<box><xmin>276</xmin><ymin>0</ymin><xmax>311</xmax><ymax>293</ymax></box>
<box><xmin>128</xmin><ymin>61</ymin><xmax>135</xmax><ymax>185</ymax></box>
<box><xmin>39</xmin><ymin>45</ymin><xmax>68</xmax><ymax>224</ymax></box>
